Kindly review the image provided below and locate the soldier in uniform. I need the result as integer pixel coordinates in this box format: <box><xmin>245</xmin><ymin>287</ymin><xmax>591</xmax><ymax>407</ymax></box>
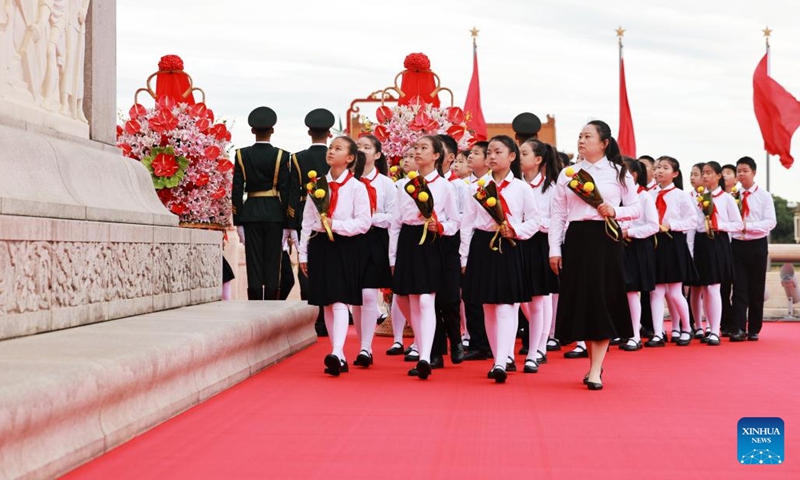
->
<box><xmin>288</xmin><ymin>108</ymin><xmax>335</xmax><ymax>334</ymax></box>
<box><xmin>232</xmin><ymin>106</ymin><xmax>291</xmax><ymax>300</ymax></box>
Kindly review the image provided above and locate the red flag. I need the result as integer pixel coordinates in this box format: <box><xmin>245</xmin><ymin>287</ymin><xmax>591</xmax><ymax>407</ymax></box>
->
<box><xmin>464</xmin><ymin>46</ymin><xmax>487</xmax><ymax>142</ymax></box>
<box><xmin>753</xmin><ymin>53</ymin><xmax>800</xmax><ymax>169</ymax></box>
<box><xmin>618</xmin><ymin>57</ymin><xmax>636</xmax><ymax>157</ymax></box>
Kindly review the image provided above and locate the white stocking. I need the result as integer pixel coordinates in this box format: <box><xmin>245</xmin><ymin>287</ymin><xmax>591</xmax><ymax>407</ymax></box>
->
<box><xmin>650</xmin><ymin>285</ymin><xmax>667</xmax><ymax>337</ymax></box>
<box><xmin>410</xmin><ymin>293</ymin><xmax>436</xmax><ymax>363</ymax></box>
<box><xmin>702</xmin><ymin>284</ymin><xmax>722</xmax><ymax>335</ymax></box>
<box><xmin>665</xmin><ymin>282</ymin><xmax>691</xmax><ymax>333</ymax></box>
<box><xmin>324</xmin><ymin>302</ymin><xmax>350</xmax><ymax>361</ymax></box>
<box><xmin>352</xmin><ymin>288</ymin><xmax>379</xmax><ymax>353</ymax></box>
<box><xmin>497</xmin><ymin>304</ymin><xmax>520</xmax><ymax>368</ymax></box>
<box><xmin>690</xmin><ymin>287</ymin><xmax>705</xmax><ymax>331</ymax></box>
<box><xmin>627</xmin><ymin>292</ymin><xmax>641</xmax><ymax>342</ymax></box>
<box><xmin>537</xmin><ymin>294</ymin><xmax>553</xmax><ymax>353</ymax></box>
<box><xmin>483</xmin><ymin>304</ymin><xmax>498</xmax><ymax>364</ymax></box>
<box><xmin>522</xmin><ymin>296</ymin><xmax>545</xmax><ymax>361</ymax></box>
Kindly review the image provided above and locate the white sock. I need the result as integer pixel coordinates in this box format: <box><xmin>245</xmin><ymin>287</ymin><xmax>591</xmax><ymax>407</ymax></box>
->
<box><xmin>393</xmin><ymin>295</ymin><xmax>411</xmax><ymax>344</ymax></box>
<box><xmin>411</xmin><ymin>293</ymin><xmax>436</xmax><ymax>363</ymax></box>
<box><xmin>690</xmin><ymin>287</ymin><xmax>705</xmax><ymax>332</ymax></box>
<box><xmin>574</xmin><ymin>340</ymin><xmax>586</xmax><ymax>352</ymax></box>
<box><xmin>627</xmin><ymin>292</ymin><xmax>641</xmax><ymax>342</ymax></box>
<box><xmin>665</xmin><ymin>283</ymin><xmax>691</xmax><ymax>334</ymax></box>
<box><xmin>325</xmin><ymin>302</ymin><xmax>350</xmax><ymax>361</ymax></box>
<box><xmin>703</xmin><ymin>284</ymin><xmax>722</xmax><ymax>335</ymax></box>
<box><xmin>483</xmin><ymin>304</ymin><xmax>499</xmax><ymax>363</ymax></box>
<box><xmin>650</xmin><ymin>285</ymin><xmax>666</xmax><ymax>337</ymax></box>
<box><xmin>522</xmin><ymin>297</ymin><xmax>545</xmax><ymax>360</ymax></box>
<box><xmin>352</xmin><ymin>288</ymin><xmax>379</xmax><ymax>354</ymax></box>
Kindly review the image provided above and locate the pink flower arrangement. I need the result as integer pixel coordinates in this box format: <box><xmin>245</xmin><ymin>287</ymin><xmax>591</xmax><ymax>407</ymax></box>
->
<box><xmin>117</xmin><ymin>95</ymin><xmax>233</xmax><ymax>227</ymax></box>
<box><xmin>368</xmin><ymin>101</ymin><xmax>471</xmax><ymax>164</ymax></box>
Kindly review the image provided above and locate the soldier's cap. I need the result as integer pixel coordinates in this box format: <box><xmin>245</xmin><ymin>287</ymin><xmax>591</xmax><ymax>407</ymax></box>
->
<box><xmin>512</xmin><ymin>112</ymin><xmax>542</xmax><ymax>136</ymax></box>
<box><xmin>248</xmin><ymin>106</ymin><xmax>277</xmax><ymax>129</ymax></box>
<box><xmin>305</xmin><ymin>108</ymin><xmax>335</xmax><ymax>130</ymax></box>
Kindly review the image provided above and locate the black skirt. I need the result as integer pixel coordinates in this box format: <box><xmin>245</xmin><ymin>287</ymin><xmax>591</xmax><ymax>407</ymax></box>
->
<box><xmin>462</xmin><ymin>229</ymin><xmax>530</xmax><ymax>304</ymax></box>
<box><xmin>307</xmin><ymin>232</ymin><xmax>364</xmax><ymax>306</ymax></box>
<box><xmin>438</xmin><ymin>232</ymin><xmax>462</xmax><ymax>303</ymax></box>
<box><xmin>692</xmin><ymin>231</ymin><xmax>734</xmax><ymax>286</ymax></box>
<box><xmin>624</xmin><ymin>237</ymin><xmax>656</xmax><ymax>293</ymax></box>
<box><xmin>555</xmin><ymin>221</ymin><xmax>633</xmax><ymax>343</ymax></box>
<box><xmin>222</xmin><ymin>257</ymin><xmax>235</xmax><ymax>283</ymax></box>
<box><xmin>521</xmin><ymin>232</ymin><xmax>559</xmax><ymax>296</ymax></box>
<box><xmin>392</xmin><ymin>224</ymin><xmax>443</xmax><ymax>295</ymax></box>
<box><xmin>361</xmin><ymin>227</ymin><xmax>392</xmax><ymax>289</ymax></box>
<box><xmin>653</xmin><ymin>230</ymin><xmax>698</xmax><ymax>285</ymax></box>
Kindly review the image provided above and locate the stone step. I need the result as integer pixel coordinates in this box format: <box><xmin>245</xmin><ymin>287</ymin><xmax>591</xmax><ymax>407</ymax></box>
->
<box><xmin>0</xmin><ymin>300</ymin><xmax>317</xmax><ymax>480</ymax></box>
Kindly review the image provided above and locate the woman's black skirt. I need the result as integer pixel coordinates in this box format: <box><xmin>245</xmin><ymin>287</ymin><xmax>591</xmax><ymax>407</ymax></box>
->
<box><xmin>624</xmin><ymin>237</ymin><xmax>656</xmax><ymax>293</ymax></box>
<box><xmin>361</xmin><ymin>227</ymin><xmax>392</xmax><ymax>289</ymax></box>
<box><xmin>653</xmin><ymin>230</ymin><xmax>698</xmax><ymax>285</ymax></box>
<box><xmin>692</xmin><ymin>231</ymin><xmax>734</xmax><ymax>286</ymax></box>
<box><xmin>521</xmin><ymin>231</ymin><xmax>560</xmax><ymax>296</ymax></box>
<box><xmin>222</xmin><ymin>257</ymin><xmax>235</xmax><ymax>283</ymax></box>
<box><xmin>554</xmin><ymin>221</ymin><xmax>633</xmax><ymax>343</ymax></box>
<box><xmin>307</xmin><ymin>232</ymin><xmax>364</xmax><ymax>306</ymax></box>
<box><xmin>438</xmin><ymin>232</ymin><xmax>462</xmax><ymax>303</ymax></box>
<box><xmin>462</xmin><ymin>229</ymin><xmax>530</xmax><ymax>304</ymax></box>
<box><xmin>392</xmin><ymin>224</ymin><xmax>443</xmax><ymax>295</ymax></box>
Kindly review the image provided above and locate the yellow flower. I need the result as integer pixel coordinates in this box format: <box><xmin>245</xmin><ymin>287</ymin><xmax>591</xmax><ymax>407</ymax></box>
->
<box><xmin>308</xmin><ymin>170</ymin><xmax>317</xmax><ymax>179</ymax></box>
<box><xmin>736</xmin><ymin>199</ymin><xmax>741</xmax><ymax>205</ymax></box>
<box><xmin>407</xmin><ymin>171</ymin><xmax>418</xmax><ymax>180</ymax></box>
<box><xmin>406</xmin><ymin>184</ymin><xmax>416</xmax><ymax>194</ymax></box>
<box><xmin>486</xmin><ymin>197</ymin><xmax>497</xmax><ymax>207</ymax></box>
<box><xmin>702</xmin><ymin>200</ymin><xmax>710</xmax><ymax>208</ymax></box>
<box><xmin>583</xmin><ymin>181</ymin><xmax>595</xmax><ymax>192</ymax></box>
<box><xmin>314</xmin><ymin>189</ymin><xmax>326</xmax><ymax>199</ymax></box>
<box><xmin>477</xmin><ymin>178</ymin><xmax>486</xmax><ymax>187</ymax></box>
<box><xmin>565</xmin><ymin>167</ymin><xmax>575</xmax><ymax>177</ymax></box>
<box><xmin>390</xmin><ymin>166</ymin><xmax>398</xmax><ymax>174</ymax></box>
<box><xmin>306</xmin><ymin>182</ymin><xmax>314</xmax><ymax>191</ymax></box>
<box><xmin>731</xmin><ymin>186</ymin><xmax>738</xmax><ymax>193</ymax></box>
<box><xmin>476</xmin><ymin>192</ymin><xmax>486</xmax><ymax>200</ymax></box>
<box><xmin>696</xmin><ymin>186</ymin><xmax>705</xmax><ymax>193</ymax></box>
<box><xmin>418</xmin><ymin>192</ymin><xmax>429</xmax><ymax>202</ymax></box>
<box><xmin>569</xmin><ymin>179</ymin><xmax>579</xmax><ymax>189</ymax></box>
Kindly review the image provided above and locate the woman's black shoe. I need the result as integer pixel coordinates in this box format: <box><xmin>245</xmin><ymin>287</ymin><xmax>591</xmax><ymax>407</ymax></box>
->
<box><xmin>706</xmin><ymin>333</ymin><xmax>721</xmax><ymax>346</ymax></box>
<box><xmin>353</xmin><ymin>350</ymin><xmax>373</xmax><ymax>367</ymax></box>
<box><xmin>564</xmin><ymin>345</ymin><xmax>588</xmax><ymax>358</ymax></box>
<box><xmin>676</xmin><ymin>332</ymin><xmax>692</xmax><ymax>347</ymax></box>
<box><xmin>587</xmin><ymin>381</ymin><xmax>603</xmax><ymax>390</ymax></box>
<box><xmin>583</xmin><ymin>368</ymin><xmax>603</xmax><ymax>385</ymax></box>
<box><xmin>535</xmin><ymin>350</ymin><xmax>547</xmax><ymax>364</ymax></box>
<box><xmin>492</xmin><ymin>367</ymin><xmax>507</xmax><ymax>383</ymax></box>
<box><xmin>324</xmin><ymin>354</ymin><xmax>341</xmax><ymax>376</ymax></box>
<box><xmin>506</xmin><ymin>359</ymin><xmax>517</xmax><ymax>372</ymax></box>
<box><xmin>523</xmin><ymin>359</ymin><xmax>539</xmax><ymax>373</ymax></box>
<box><xmin>386</xmin><ymin>342</ymin><xmax>404</xmax><ymax>356</ymax></box>
<box><xmin>404</xmin><ymin>349</ymin><xmax>419</xmax><ymax>362</ymax></box>
<box><xmin>609</xmin><ymin>337</ymin><xmax>623</xmax><ymax>346</ymax></box>
<box><xmin>620</xmin><ymin>340</ymin><xmax>642</xmax><ymax>351</ymax></box>
<box><xmin>546</xmin><ymin>338</ymin><xmax>561</xmax><ymax>351</ymax></box>
<box><xmin>416</xmin><ymin>360</ymin><xmax>431</xmax><ymax>380</ymax></box>
<box><xmin>644</xmin><ymin>335</ymin><xmax>666</xmax><ymax>347</ymax></box>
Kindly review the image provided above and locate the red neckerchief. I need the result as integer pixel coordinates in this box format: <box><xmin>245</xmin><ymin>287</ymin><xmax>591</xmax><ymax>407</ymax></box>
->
<box><xmin>447</xmin><ymin>171</ymin><xmax>458</xmax><ymax>182</ymax></box>
<box><xmin>742</xmin><ymin>186</ymin><xmax>757</xmax><ymax>219</ymax></box>
<box><xmin>360</xmin><ymin>170</ymin><xmax>378</xmax><ymax>215</ymax></box>
<box><xmin>637</xmin><ymin>185</ymin><xmax>645</xmax><ymax>194</ymax></box>
<box><xmin>708</xmin><ymin>188</ymin><xmax>726</xmax><ymax>231</ymax></box>
<box><xmin>656</xmin><ymin>186</ymin><xmax>675</xmax><ymax>225</ymax></box>
<box><xmin>328</xmin><ymin>171</ymin><xmax>353</xmax><ymax>217</ymax></box>
<box><xmin>495</xmin><ymin>179</ymin><xmax>512</xmax><ymax>217</ymax></box>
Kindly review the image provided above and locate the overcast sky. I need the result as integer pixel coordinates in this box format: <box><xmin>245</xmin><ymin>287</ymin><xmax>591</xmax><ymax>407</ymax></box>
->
<box><xmin>117</xmin><ymin>0</ymin><xmax>800</xmax><ymax>202</ymax></box>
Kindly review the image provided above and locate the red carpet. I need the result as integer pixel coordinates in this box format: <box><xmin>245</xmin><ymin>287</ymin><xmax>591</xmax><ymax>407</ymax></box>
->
<box><xmin>65</xmin><ymin>321</ymin><xmax>800</xmax><ymax>479</ymax></box>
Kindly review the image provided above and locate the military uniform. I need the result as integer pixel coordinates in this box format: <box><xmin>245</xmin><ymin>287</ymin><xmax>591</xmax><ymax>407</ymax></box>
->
<box><xmin>287</xmin><ymin>108</ymin><xmax>335</xmax><ymax>301</ymax></box>
<box><xmin>232</xmin><ymin>107</ymin><xmax>291</xmax><ymax>300</ymax></box>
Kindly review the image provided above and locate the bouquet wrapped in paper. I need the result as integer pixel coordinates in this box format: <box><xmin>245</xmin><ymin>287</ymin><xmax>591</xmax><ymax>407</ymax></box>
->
<box><xmin>389</xmin><ymin>164</ymin><xmax>406</xmax><ymax>183</ymax></box>
<box><xmin>474</xmin><ymin>178</ymin><xmax>516</xmax><ymax>252</ymax></box>
<box><xmin>564</xmin><ymin>167</ymin><xmax>621</xmax><ymax>241</ymax></box>
<box><xmin>404</xmin><ymin>171</ymin><xmax>439</xmax><ymax>244</ymax></box>
<box><xmin>695</xmin><ymin>186</ymin><xmax>716</xmax><ymax>239</ymax></box>
<box><xmin>305</xmin><ymin>170</ymin><xmax>334</xmax><ymax>241</ymax></box>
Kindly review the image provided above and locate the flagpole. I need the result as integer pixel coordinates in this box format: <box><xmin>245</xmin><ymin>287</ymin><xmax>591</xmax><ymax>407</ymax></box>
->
<box><xmin>763</xmin><ymin>26</ymin><xmax>772</xmax><ymax>192</ymax></box>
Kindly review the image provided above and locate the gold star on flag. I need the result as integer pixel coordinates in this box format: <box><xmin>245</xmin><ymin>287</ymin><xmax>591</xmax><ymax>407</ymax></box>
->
<box><xmin>470</xmin><ymin>27</ymin><xmax>480</xmax><ymax>39</ymax></box>
<box><xmin>615</xmin><ymin>26</ymin><xmax>626</xmax><ymax>38</ymax></box>
<box><xmin>762</xmin><ymin>26</ymin><xmax>772</xmax><ymax>37</ymax></box>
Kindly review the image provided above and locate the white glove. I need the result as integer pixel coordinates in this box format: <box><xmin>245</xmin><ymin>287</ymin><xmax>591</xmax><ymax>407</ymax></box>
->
<box><xmin>236</xmin><ymin>226</ymin><xmax>246</xmax><ymax>245</ymax></box>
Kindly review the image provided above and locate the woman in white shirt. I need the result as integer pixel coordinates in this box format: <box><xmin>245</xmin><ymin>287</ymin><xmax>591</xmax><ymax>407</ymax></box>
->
<box><xmin>549</xmin><ymin>121</ymin><xmax>641</xmax><ymax>390</ymax></box>
<box><xmin>299</xmin><ymin>137</ymin><xmax>372</xmax><ymax>376</ymax></box>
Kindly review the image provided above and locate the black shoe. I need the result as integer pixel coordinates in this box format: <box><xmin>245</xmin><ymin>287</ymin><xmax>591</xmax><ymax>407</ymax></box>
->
<box><xmin>693</xmin><ymin>328</ymin><xmax>705</xmax><ymax>339</ymax></box>
<box><xmin>464</xmin><ymin>350</ymin><xmax>489</xmax><ymax>361</ymax></box>
<box><xmin>609</xmin><ymin>337</ymin><xmax>623</xmax><ymax>346</ymax></box>
<box><xmin>564</xmin><ymin>345</ymin><xmax>588</xmax><ymax>358</ymax></box>
<box><xmin>523</xmin><ymin>359</ymin><xmax>539</xmax><ymax>373</ymax></box>
<box><xmin>546</xmin><ymin>338</ymin><xmax>561</xmax><ymax>351</ymax></box>
<box><xmin>492</xmin><ymin>367</ymin><xmax>507</xmax><ymax>383</ymax></box>
<box><xmin>669</xmin><ymin>330</ymin><xmax>680</xmax><ymax>343</ymax></box>
<box><xmin>535</xmin><ymin>350</ymin><xmax>547</xmax><ymax>364</ymax></box>
<box><xmin>729</xmin><ymin>330</ymin><xmax>747</xmax><ymax>342</ymax></box>
<box><xmin>404</xmin><ymin>349</ymin><xmax>419</xmax><ymax>362</ymax></box>
<box><xmin>506</xmin><ymin>358</ymin><xmax>517</xmax><ymax>372</ymax></box>
<box><xmin>450</xmin><ymin>342</ymin><xmax>465</xmax><ymax>364</ymax></box>
<box><xmin>518</xmin><ymin>347</ymin><xmax>529</xmax><ymax>355</ymax></box>
<box><xmin>487</xmin><ymin>368</ymin><xmax>495</xmax><ymax>379</ymax></box>
<box><xmin>644</xmin><ymin>335</ymin><xmax>666</xmax><ymax>347</ymax></box>
<box><xmin>324</xmin><ymin>354</ymin><xmax>341</xmax><ymax>376</ymax></box>
<box><xmin>407</xmin><ymin>367</ymin><xmax>418</xmax><ymax>377</ymax></box>
<box><xmin>583</xmin><ymin>368</ymin><xmax>604</xmax><ymax>385</ymax></box>
<box><xmin>747</xmin><ymin>333</ymin><xmax>759</xmax><ymax>341</ymax></box>
<box><xmin>416</xmin><ymin>360</ymin><xmax>431</xmax><ymax>380</ymax></box>
<box><xmin>430</xmin><ymin>356</ymin><xmax>444</xmax><ymax>369</ymax></box>
<box><xmin>377</xmin><ymin>314</ymin><xmax>388</xmax><ymax>325</ymax></box>
<box><xmin>706</xmin><ymin>333</ymin><xmax>721</xmax><ymax>346</ymax></box>
<box><xmin>403</xmin><ymin>346</ymin><xmax>414</xmax><ymax>355</ymax></box>
<box><xmin>340</xmin><ymin>361</ymin><xmax>349</xmax><ymax>373</ymax></box>
<box><xmin>676</xmin><ymin>332</ymin><xmax>692</xmax><ymax>347</ymax></box>
<box><xmin>587</xmin><ymin>381</ymin><xmax>603</xmax><ymax>391</ymax></box>
<box><xmin>353</xmin><ymin>350</ymin><xmax>373</xmax><ymax>368</ymax></box>
<box><xmin>620</xmin><ymin>339</ymin><xmax>642</xmax><ymax>351</ymax></box>
<box><xmin>386</xmin><ymin>342</ymin><xmax>404</xmax><ymax>356</ymax></box>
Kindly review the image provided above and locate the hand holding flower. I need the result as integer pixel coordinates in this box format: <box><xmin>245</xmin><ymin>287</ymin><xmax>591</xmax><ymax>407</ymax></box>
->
<box><xmin>597</xmin><ymin>202</ymin><xmax>616</xmax><ymax>218</ymax></box>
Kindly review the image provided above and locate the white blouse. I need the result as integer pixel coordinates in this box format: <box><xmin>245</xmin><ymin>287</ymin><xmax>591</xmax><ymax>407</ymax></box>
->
<box><xmin>549</xmin><ymin>157</ymin><xmax>641</xmax><ymax>257</ymax></box>
<box><xmin>299</xmin><ymin>169</ymin><xmax>372</xmax><ymax>262</ymax></box>
<box><xmin>621</xmin><ymin>190</ymin><xmax>659</xmax><ymax>239</ymax></box>
<box><xmin>694</xmin><ymin>187</ymin><xmax>744</xmax><ymax>233</ymax></box>
<box><xmin>389</xmin><ymin>169</ymin><xmax>460</xmax><ymax>266</ymax></box>
<box><xmin>653</xmin><ymin>183</ymin><xmax>697</xmax><ymax>233</ymax></box>
<box><xmin>731</xmin><ymin>183</ymin><xmax>777</xmax><ymax>241</ymax></box>
<box><xmin>460</xmin><ymin>171</ymin><xmax>540</xmax><ymax>267</ymax></box>
<box><xmin>527</xmin><ymin>172</ymin><xmax>556</xmax><ymax>233</ymax></box>
<box><xmin>360</xmin><ymin>167</ymin><xmax>396</xmax><ymax>230</ymax></box>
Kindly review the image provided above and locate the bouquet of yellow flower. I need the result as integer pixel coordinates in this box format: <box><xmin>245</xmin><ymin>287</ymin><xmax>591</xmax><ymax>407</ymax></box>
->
<box><xmin>389</xmin><ymin>165</ymin><xmax>406</xmax><ymax>183</ymax></box>
<box><xmin>305</xmin><ymin>170</ymin><xmax>334</xmax><ymax>241</ymax></box>
<box><xmin>695</xmin><ymin>186</ymin><xmax>716</xmax><ymax>239</ymax></box>
<box><xmin>564</xmin><ymin>167</ymin><xmax>621</xmax><ymax>241</ymax></box>
<box><xmin>404</xmin><ymin>171</ymin><xmax>438</xmax><ymax>244</ymax></box>
<box><xmin>474</xmin><ymin>178</ymin><xmax>516</xmax><ymax>252</ymax></box>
